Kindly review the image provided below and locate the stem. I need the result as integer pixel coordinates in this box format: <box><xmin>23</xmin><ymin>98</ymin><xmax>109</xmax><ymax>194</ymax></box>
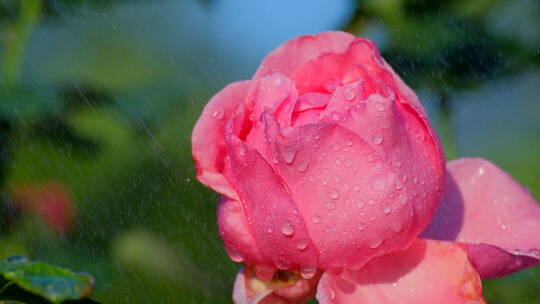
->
<box><xmin>2</xmin><ymin>0</ymin><xmax>42</xmax><ymax>88</ymax></box>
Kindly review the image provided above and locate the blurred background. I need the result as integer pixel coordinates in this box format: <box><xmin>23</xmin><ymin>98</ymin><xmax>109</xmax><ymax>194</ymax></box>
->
<box><xmin>0</xmin><ymin>0</ymin><xmax>539</xmax><ymax>303</ymax></box>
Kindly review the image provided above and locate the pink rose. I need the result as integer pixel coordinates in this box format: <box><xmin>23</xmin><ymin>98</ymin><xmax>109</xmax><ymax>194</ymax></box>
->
<box><xmin>192</xmin><ymin>31</ymin><xmax>540</xmax><ymax>303</ymax></box>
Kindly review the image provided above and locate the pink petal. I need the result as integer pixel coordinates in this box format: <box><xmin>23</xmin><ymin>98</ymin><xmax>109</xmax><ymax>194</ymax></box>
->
<box><xmin>422</xmin><ymin>158</ymin><xmax>540</xmax><ymax>278</ymax></box>
<box><xmin>192</xmin><ymin>80</ymin><xmax>251</xmax><ymax>199</ymax></box>
<box><xmin>267</xmin><ymin>119</ymin><xmax>443</xmax><ymax>270</ymax></box>
<box><xmin>233</xmin><ymin>266</ymin><xmax>320</xmax><ymax>304</ymax></box>
<box><xmin>218</xmin><ymin>197</ymin><xmax>264</xmax><ymax>265</ymax></box>
<box><xmin>316</xmin><ymin>239</ymin><xmax>485</xmax><ymax>304</ymax></box>
<box><xmin>223</xmin><ymin>127</ymin><xmax>319</xmax><ymax>270</ymax></box>
<box><xmin>254</xmin><ymin>31</ymin><xmax>355</xmax><ymax>80</ymax></box>
<box><xmin>246</xmin><ymin>74</ymin><xmax>298</xmax><ymax>129</ymax></box>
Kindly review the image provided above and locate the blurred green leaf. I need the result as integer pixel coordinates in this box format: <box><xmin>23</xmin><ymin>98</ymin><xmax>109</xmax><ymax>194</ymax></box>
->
<box><xmin>0</xmin><ymin>256</ymin><xmax>94</xmax><ymax>303</ymax></box>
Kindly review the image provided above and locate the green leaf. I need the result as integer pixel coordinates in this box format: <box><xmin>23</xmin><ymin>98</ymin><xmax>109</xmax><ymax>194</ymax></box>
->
<box><xmin>0</xmin><ymin>256</ymin><xmax>95</xmax><ymax>303</ymax></box>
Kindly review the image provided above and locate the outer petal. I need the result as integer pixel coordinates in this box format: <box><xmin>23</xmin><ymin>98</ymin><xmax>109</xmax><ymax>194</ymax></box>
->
<box><xmin>223</xmin><ymin>127</ymin><xmax>319</xmax><ymax>270</ymax></box>
<box><xmin>422</xmin><ymin>158</ymin><xmax>540</xmax><ymax>278</ymax></box>
<box><xmin>218</xmin><ymin>197</ymin><xmax>264</xmax><ymax>265</ymax></box>
<box><xmin>233</xmin><ymin>266</ymin><xmax>320</xmax><ymax>304</ymax></box>
<box><xmin>192</xmin><ymin>81</ymin><xmax>251</xmax><ymax>199</ymax></box>
<box><xmin>254</xmin><ymin>31</ymin><xmax>355</xmax><ymax>80</ymax></box>
<box><xmin>316</xmin><ymin>239</ymin><xmax>485</xmax><ymax>304</ymax></box>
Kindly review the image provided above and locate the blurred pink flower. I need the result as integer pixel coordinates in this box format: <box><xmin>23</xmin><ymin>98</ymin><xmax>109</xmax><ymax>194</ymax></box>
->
<box><xmin>11</xmin><ymin>182</ymin><xmax>75</xmax><ymax>235</ymax></box>
<box><xmin>192</xmin><ymin>31</ymin><xmax>539</xmax><ymax>303</ymax></box>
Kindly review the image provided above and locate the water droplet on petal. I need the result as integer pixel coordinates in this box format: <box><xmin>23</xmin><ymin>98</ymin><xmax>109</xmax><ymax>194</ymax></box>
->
<box><xmin>395</xmin><ymin>181</ymin><xmax>403</xmax><ymax>190</ymax></box>
<box><xmin>281</xmin><ymin>220</ymin><xmax>294</xmax><ymax>236</ymax></box>
<box><xmin>300</xmin><ymin>265</ymin><xmax>317</xmax><ymax>279</ymax></box>
<box><xmin>329</xmin><ymin>288</ymin><xmax>336</xmax><ymax>300</ymax></box>
<box><xmin>273</xmin><ymin>77</ymin><xmax>282</xmax><ymax>87</ymax></box>
<box><xmin>296</xmin><ymin>240</ymin><xmax>309</xmax><ymax>251</ymax></box>
<box><xmin>311</xmin><ymin>215</ymin><xmax>321</xmax><ymax>224</ymax></box>
<box><xmin>332</xmin><ymin>143</ymin><xmax>340</xmax><ymax>151</ymax></box>
<box><xmin>371</xmin><ymin>176</ymin><xmax>387</xmax><ymax>191</ymax></box>
<box><xmin>369</xmin><ymin>238</ymin><xmax>383</xmax><ymax>249</ymax></box>
<box><xmin>330</xmin><ymin>189</ymin><xmax>340</xmax><ymax>200</ymax></box>
<box><xmin>267</xmin><ymin>224</ymin><xmax>274</xmax><ymax>233</ymax></box>
<box><xmin>398</xmin><ymin>194</ymin><xmax>408</xmax><ymax>205</ymax></box>
<box><xmin>343</xmin><ymin>86</ymin><xmax>356</xmax><ymax>101</ymax></box>
<box><xmin>392</xmin><ymin>160</ymin><xmax>402</xmax><ymax>167</ymax></box>
<box><xmin>372</xmin><ymin>133</ymin><xmax>383</xmax><ymax>145</ymax></box>
<box><xmin>346</xmin><ymin>139</ymin><xmax>354</xmax><ymax>146</ymax></box>
<box><xmin>356</xmin><ymin>200</ymin><xmax>365</xmax><ymax>208</ymax></box>
<box><xmin>212</xmin><ymin>109</ymin><xmax>224</xmax><ymax>120</ymax></box>
<box><xmin>358</xmin><ymin>223</ymin><xmax>366</xmax><ymax>231</ymax></box>
<box><xmin>237</xmin><ymin>147</ymin><xmax>247</xmax><ymax>157</ymax></box>
<box><xmin>281</xmin><ymin>146</ymin><xmax>298</xmax><ymax>164</ymax></box>
<box><xmin>275</xmin><ymin>258</ymin><xmax>291</xmax><ymax>270</ymax></box>
<box><xmin>326</xmin><ymin>202</ymin><xmax>335</xmax><ymax>210</ymax></box>
<box><xmin>331</xmin><ymin>112</ymin><xmax>340</xmax><ymax>121</ymax></box>
<box><xmin>229</xmin><ymin>249</ymin><xmax>244</xmax><ymax>262</ymax></box>
<box><xmin>382</xmin><ymin>205</ymin><xmax>392</xmax><ymax>215</ymax></box>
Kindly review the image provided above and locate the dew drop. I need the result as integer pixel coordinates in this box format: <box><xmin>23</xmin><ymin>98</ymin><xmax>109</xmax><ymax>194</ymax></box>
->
<box><xmin>329</xmin><ymin>189</ymin><xmax>340</xmax><ymax>200</ymax></box>
<box><xmin>296</xmin><ymin>240</ymin><xmax>309</xmax><ymax>251</ymax></box>
<box><xmin>478</xmin><ymin>167</ymin><xmax>485</xmax><ymax>175</ymax></box>
<box><xmin>356</xmin><ymin>200</ymin><xmax>365</xmax><ymax>208</ymax></box>
<box><xmin>212</xmin><ymin>109</ymin><xmax>224</xmax><ymax>120</ymax></box>
<box><xmin>229</xmin><ymin>249</ymin><xmax>244</xmax><ymax>262</ymax></box>
<box><xmin>369</xmin><ymin>238</ymin><xmax>383</xmax><ymax>249</ymax></box>
<box><xmin>322</xmin><ymin>179</ymin><xmax>328</xmax><ymax>186</ymax></box>
<box><xmin>382</xmin><ymin>205</ymin><xmax>392</xmax><ymax>215</ymax></box>
<box><xmin>281</xmin><ymin>146</ymin><xmax>298</xmax><ymax>164</ymax></box>
<box><xmin>358</xmin><ymin>223</ymin><xmax>366</xmax><ymax>231</ymax></box>
<box><xmin>392</xmin><ymin>160</ymin><xmax>402</xmax><ymax>167</ymax></box>
<box><xmin>311</xmin><ymin>215</ymin><xmax>322</xmax><ymax>224</ymax></box>
<box><xmin>346</xmin><ymin>139</ymin><xmax>354</xmax><ymax>146</ymax></box>
<box><xmin>367</xmin><ymin>154</ymin><xmax>375</xmax><ymax>162</ymax></box>
<box><xmin>273</xmin><ymin>77</ymin><xmax>283</xmax><ymax>87</ymax></box>
<box><xmin>300</xmin><ymin>265</ymin><xmax>317</xmax><ymax>279</ymax></box>
<box><xmin>331</xmin><ymin>112</ymin><xmax>340</xmax><ymax>121</ymax></box>
<box><xmin>395</xmin><ymin>181</ymin><xmax>403</xmax><ymax>190</ymax></box>
<box><xmin>368</xmin><ymin>199</ymin><xmax>376</xmax><ymax>206</ymax></box>
<box><xmin>235</xmin><ymin>147</ymin><xmax>246</xmax><ymax>157</ymax></box>
<box><xmin>326</xmin><ymin>202</ymin><xmax>335</xmax><ymax>210</ymax></box>
<box><xmin>343</xmin><ymin>86</ymin><xmax>356</xmax><ymax>101</ymax></box>
<box><xmin>371</xmin><ymin>176</ymin><xmax>387</xmax><ymax>191</ymax></box>
<box><xmin>329</xmin><ymin>288</ymin><xmax>336</xmax><ymax>300</ymax></box>
<box><xmin>281</xmin><ymin>221</ymin><xmax>294</xmax><ymax>236</ymax></box>
<box><xmin>397</xmin><ymin>194</ymin><xmax>407</xmax><ymax>206</ymax></box>
<box><xmin>372</xmin><ymin>133</ymin><xmax>383</xmax><ymax>145</ymax></box>
<box><xmin>344</xmin><ymin>160</ymin><xmax>353</xmax><ymax>168</ymax></box>
<box><xmin>275</xmin><ymin>258</ymin><xmax>291</xmax><ymax>270</ymax></box>
<box><xmin>267</xmin><ymin>224</ymin><xmax>274</xmax><ymax>233</ymax></box>
<box><xmin>332</xmin><ymin>143</ymin><xmax>341</xmax><ymax>151</ymax></box>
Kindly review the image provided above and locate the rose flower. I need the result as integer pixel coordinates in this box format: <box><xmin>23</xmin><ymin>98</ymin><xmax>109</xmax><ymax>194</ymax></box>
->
<box><xmin>192</xmin><ymin>31</ymin><xmax>540</xmax><ymax>303</ymax></box>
